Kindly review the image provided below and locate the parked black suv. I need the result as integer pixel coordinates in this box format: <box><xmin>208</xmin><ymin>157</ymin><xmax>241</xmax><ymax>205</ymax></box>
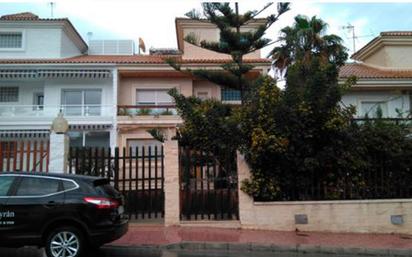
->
<box><xmin>0</xmin><ymin>172</ymin><xmax>128</xmax><ymax>257</ymax></box>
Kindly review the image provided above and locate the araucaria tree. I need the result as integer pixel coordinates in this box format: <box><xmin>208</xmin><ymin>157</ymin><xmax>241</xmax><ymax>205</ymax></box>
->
<box><xmin>169</xmin><ymin>2</ymin><xmax>290</xmax><ymax>103</ymax></box>
<box><xmin>167</xmin><ymin>2</ymin><xmax>289</xmax><ymax>157</ymax></box>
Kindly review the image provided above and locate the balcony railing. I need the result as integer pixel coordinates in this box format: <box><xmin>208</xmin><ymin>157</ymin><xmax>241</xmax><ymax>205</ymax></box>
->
<box><xmin>0</xmin><ymin>105</ymin><xmax>113</xmax><ymax>118</ymax></box>
<box><xmin>117</xmin><ymin>105</ymin><xmax>177</xmax><ymax>116</ymax></box>
<box><xmin>352</xmin><ymin>118</ymin><xmax>412</xmax><ymax>126</ymax></box>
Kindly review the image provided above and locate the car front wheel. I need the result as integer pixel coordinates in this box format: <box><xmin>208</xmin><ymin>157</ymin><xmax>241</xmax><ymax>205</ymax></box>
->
<box><xmin>45</xmin><ymin>226</ymin><xmax>84</xmax><ymax>257</ymax></box>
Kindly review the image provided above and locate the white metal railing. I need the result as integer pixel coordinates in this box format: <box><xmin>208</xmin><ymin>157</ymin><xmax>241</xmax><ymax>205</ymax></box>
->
<box><xmin>0</xmin><ymin>105</ymin><xmax>114</xmax><ymax>118</ymax></box>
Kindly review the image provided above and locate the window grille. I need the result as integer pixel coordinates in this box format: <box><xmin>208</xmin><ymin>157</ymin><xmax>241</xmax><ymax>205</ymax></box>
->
<box><xmin>221</xmin><ymin>88</ymin><xmax>241</xmax><ymax>101</ymax></box>
<box><xmin>0</xmin><ymin>32</ymin><xmax>22</xmax><ymax>48</ymax></box>
<box><xmin>0</xmin><ymin>87</ymin><xmax>18</xmax><ymax>102</ymax></box>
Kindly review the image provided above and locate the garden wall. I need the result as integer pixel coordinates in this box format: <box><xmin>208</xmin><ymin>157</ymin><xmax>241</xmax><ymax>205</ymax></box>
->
<box><xmin>237</xmin><ymin>153</ymin><xmax>412</xmax><ymax>234</ymax></box>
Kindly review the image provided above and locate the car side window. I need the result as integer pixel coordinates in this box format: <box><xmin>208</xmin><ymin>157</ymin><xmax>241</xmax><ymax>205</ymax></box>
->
<box><xmin>15</xmin><ymin>177</ymin><xmax>60</xmax><ymax>196</ymax></box>
<box><xmin>0</xmin><ymin>176</ymin><xmax>14</xmax><ymax>196</ymax></box>
<box><xmin>62</xmin><ymin>180</ymin><xmax>77</xmax><ymax>190</ymax></box>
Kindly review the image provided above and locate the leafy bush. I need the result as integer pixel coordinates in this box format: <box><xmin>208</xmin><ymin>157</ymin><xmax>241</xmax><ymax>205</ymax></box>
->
<box><xmin>137</xmin><ymin>108</ymin><xmax>152</xmax><ymax>116</ymax></box>
<box><xmin>168</xmin><ymin>88</ymin><xmax>241</xmax><ymax>163</ymax></box>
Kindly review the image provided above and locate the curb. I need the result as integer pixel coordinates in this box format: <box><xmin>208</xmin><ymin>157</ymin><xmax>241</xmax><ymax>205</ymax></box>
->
<box><xmin>104</xmin><ymin>242</ymin><xmax>412</xmax><ymax>256</ymax></box>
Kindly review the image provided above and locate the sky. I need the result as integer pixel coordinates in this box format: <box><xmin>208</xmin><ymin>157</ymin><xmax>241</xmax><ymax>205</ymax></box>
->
<box><xmin>0</xmin><ymin>1</ymin><xmax>412</xmax><ymax>58</ymax></box>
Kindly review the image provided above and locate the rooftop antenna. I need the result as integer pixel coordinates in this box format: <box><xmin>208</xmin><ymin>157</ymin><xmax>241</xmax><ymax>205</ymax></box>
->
<box><xmin>48</xmin><ymin>2</ymin><xmax>55</xmax><ymax>18</ymax></box>
<box><xmin>341</xmin><ymin>23</ymin><xmax>356</xmax><ymax>54</ymax></box>
<box><xmin>340</xmin><ymin>24</ymin><xmax>376</xmax><ymax>57</ymax></box>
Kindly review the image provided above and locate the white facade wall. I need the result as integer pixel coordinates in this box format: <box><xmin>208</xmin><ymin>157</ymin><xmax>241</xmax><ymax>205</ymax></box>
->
<box><xmin>0</xmin><ymin>81</ymin><xmax>43</xmax><ymax>106</ymax></box>
<box><xmin>60</xmin><ymin>30</ymin><xmax>82</xmax><ymax>58</ymax></box>
<box><xmin>0</xmin><ymin>24</ymin><xmax>82</xmax><ymax>59</ymax></box>
<box><xmin>341</xmin><ymin>91</ymin><xmax>410</xmax><ymax>118</ymax></box>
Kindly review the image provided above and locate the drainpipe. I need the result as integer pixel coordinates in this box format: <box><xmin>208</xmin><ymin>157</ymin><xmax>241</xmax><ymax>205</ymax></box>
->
<box><xmin>110</xmin><ymin>67</ymin><xmax>118</xmax><ymax>154</ymax></box>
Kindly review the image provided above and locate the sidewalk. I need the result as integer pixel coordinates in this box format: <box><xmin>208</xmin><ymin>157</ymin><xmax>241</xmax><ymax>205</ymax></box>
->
<box><xmin>109</xmin><ymin>224</ymin><xmax>412</xmax><ymax>255</ymax></box>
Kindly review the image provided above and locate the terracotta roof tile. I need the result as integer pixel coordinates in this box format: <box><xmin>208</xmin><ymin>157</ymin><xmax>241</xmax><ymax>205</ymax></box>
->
<box><xmin>340</xmin><ymin>63</ymin><xmax>412</xmax><ymax>79</ymax></box>
<box><xmin>380</xmin><ymin>31</ymin><xmax>412</xmax><ymax>37</ymax></box>
<box><xmin>1</xmin><ymin>12</ymin><xmax>39</xmax><ymax>20</ymax></box>
<box><xmin>0</xmin><ymin>55</ymin><xmax>270</xmax><ymax>65</ymax></box>
<box><xmin>0</xmin><ymin>12</ymin><xmax>66</xmax><ymax>21</ymax></box>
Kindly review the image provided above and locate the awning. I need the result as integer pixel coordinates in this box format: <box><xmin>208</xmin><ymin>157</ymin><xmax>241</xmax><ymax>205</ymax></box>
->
<box><xmin>69</xmin><ymin>124</ymin><xmax>112</xmax><ymax>130</ymax></box>
<box><xmin>0</xmin><ymin>69</ymin><xmax>112</xmax><ymax>79</ymax></box>
<box><xmin>0</xmin><ymin>129</ymin><xmax>49</xmax><ymax>138</ymax></box>
<box><xmin>0</xmin><ymin>124</ymin><xmax>111</xmax><ymax>138</ymax></box>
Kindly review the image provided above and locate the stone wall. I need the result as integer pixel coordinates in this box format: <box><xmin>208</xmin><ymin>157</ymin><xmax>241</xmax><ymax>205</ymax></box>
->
<box><xmin>164</xmin><ymin>139</ymin><xmax>180</xmax><ymax>226</ymax></box>
<box><xmin>237</xmin><ymin>152</ymin><xmax>412</xmax><ymax>234</ymax></box>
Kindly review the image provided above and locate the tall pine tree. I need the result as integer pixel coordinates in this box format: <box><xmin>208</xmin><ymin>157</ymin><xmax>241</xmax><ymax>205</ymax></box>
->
<box><xmin>168</xmin><ymin>2</ymin><xmax>290</xmax><ymax>103</ymax></box>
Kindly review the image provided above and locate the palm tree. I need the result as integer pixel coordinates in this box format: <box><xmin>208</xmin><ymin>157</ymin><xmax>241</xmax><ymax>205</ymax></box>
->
<box><xmin>270</xmin><ymin>15</ymin><xmax>348</xmax><ymax>75</ymax></box>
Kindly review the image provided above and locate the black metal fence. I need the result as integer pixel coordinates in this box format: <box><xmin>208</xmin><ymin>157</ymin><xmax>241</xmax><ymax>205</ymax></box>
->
<box><xmin>68</xmin><ymin>146</ymin><xmax>165</xmax><ymax>220</ymax></box>
<box><xmin>179</xmin><ymin>147</ymin><xmax>239</xmax><ymax>220</ymax></box>
<box><xmin>265</xmin><ymin>153</ymin><xmax>412</xmax><ymax>202</ymax></box>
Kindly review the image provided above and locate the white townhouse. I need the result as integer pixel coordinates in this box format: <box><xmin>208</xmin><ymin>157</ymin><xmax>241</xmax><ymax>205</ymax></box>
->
<box><xmin>0</xmin><ymin>12</ymin><xmax>117</xmax><ymax>150</ymax></box>
<box><xmin>0</xmin><ymin>12</ymin><xmax>269</xmax><ymax>165</ymax></box>
<box><xmin>340</xmin><ymin>32</ymin><xmax>412</xmax><ymax>119</ymax></box>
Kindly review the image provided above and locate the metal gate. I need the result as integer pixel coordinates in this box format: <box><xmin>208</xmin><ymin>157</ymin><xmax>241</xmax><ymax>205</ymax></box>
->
<box><xmin>0</xmin><ymin>140</ymin><xmax>50</xmax><ymax>172</ymax></box>
<box><xmin>68</xmin><ymin>146</ymin><xmax>164</xmax><ymax>220</ymax></box>
<box><xmin>179</xmin><ymin>147</ymin><xmax>239</xmax><ymax>220</ymax></box>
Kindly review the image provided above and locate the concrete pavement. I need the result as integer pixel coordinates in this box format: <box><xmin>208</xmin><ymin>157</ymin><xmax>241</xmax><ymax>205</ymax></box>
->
<box><xmin>108</xmin><ymin>224</ymin><xmax>412</xmax><ymax>256</ymax></box>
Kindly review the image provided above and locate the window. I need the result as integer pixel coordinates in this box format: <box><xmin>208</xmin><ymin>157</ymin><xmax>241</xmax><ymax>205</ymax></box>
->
<box><xmin>33</xmin><ymin>92</ymin><xmax>44</xmax><ymax>110</ymax></box>
<box><xmin>85</xmin><ymin>131</ymin><xmax>110</xmax><ymax>148</ymax></box>
<box><xmin>136</xmin><ymin>89</ymin><xmax>173</xmax><ymax>105</ymax></box>
<box><xmin>196</xmin><ymin>91</ymin><xmax>209</xmax><ymax>100</ymax></box>
<box><xmin>15</xmin><ymin>177</ymin><xmax>60</xmax><ymax>196</ymax></box>
<box><xmin>62</xmin><ymin>180</ymin><xmax>77</xmax><ymax>191</ymax></box>
<box><xmin>127</xmin><ymin>139</ymin><xmax>162</xmax><ymax>156</ymax></box>
<box><xmin>68</xmin><ymin>131</ymin><xmax>83</xmax><ymax>148</ymax></box>
<box><xmin>0</xmin><ymin>176</ymin><xmax>14</xmax><ymax>196</ymax></box>
<box><xmin>62</xmin><ymin>89</ymin><xmax>102</xmax><ymax>116</ymax></box>
<box><xmin>221</xmin><ymin>88</ymin><xmax>241</xmax><ymax>101</ymax></box>
<box><xmin>360</xmin><ymin>101</ymin><xmax>388</xmax><ymax>118</ymax></box>
<box><xmin>136</xmin><ymin>89</ymin><xmax>175</xmax><ymax>115</ymax></box>
<box><xmin>68</xmin><ymin>131</ymin><xmax>110</xmax><ymax>148</ymax></box>
<box><xmin>410</xmin><ymin>92</ymin><xmax>412</xmax><ymax>113</ymax></box>
<box><xmin>0</xmin><ymin>87</ymin><xmax>18</xmax><ymax>102</ymax></box>
<box><xmin>0</xmin><ymin>32</ymin><xmax>22</xmax><ymax>49</ymax></box>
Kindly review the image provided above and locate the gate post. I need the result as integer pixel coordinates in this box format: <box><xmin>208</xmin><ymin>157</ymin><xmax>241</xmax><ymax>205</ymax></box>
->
<box><xmin>49</xmin><ymin>112</ymin><xmax>69</xmax><ymax>174</ymax></box>
<box><xmin>164</xmin><ymin>139</ymin><xmax>180</xmax><ymax>226</ymax></box>
<box><xmin>237</xmin><ymin>151</ymin><xmax>254</xmax><ymax>228</ymax></box>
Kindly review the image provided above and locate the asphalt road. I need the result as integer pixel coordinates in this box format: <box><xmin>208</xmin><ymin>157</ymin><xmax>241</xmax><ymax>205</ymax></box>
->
<box><xmin>0</xmin><ymin>247</ymin><xmax>360</xmax><ymax>257</ymax></box>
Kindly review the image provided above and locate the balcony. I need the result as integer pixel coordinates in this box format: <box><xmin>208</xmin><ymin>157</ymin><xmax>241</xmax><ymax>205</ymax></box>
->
<box><xmin>352</xmin><ymin>118</ymin><xmax>412</xmax><ymax>126</ymax></box>
<box><xmin>0</xmin><ymin>105</ymin><xmax>114</xmax><ymax>125</ymax></box>
<box><xmin>117</xmin><ymin>105</ymin><xmax>182</xmax><ymax>126</ymax></box>
<box><xmin>117</xmin><ymin>105</ymin><xmax>177</xmax><ymax>116</ymax></box>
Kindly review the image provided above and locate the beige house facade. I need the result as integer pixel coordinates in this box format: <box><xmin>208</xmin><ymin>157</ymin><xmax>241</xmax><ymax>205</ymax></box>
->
<box><xmin>340</xmin><ymin>32</ymin><xmax>412</xmax><ymax>118</ymax></box>
<box><xmin>115</xmin><ymin>18</ymin><xmax>270</xmax><ymax>151</ymax></box>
